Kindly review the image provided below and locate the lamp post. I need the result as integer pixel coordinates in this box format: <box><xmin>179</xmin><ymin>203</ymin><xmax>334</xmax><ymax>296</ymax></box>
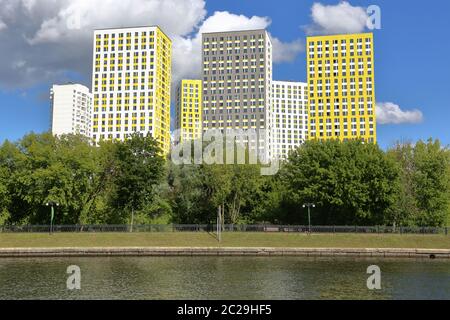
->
<box><xmin>302</xmin><ymin>203</ymin><xmax>316</xmax><ymax>234</ymax></box>
<box><xmin>46</xmin><ymin>202</ymin><xmax>59</xmax><ymax>235</ymax></box>
<box><xmin>130</xmin><ymin>207</ymin><xmax>135</xmax><ymax>233</ymax></box>
<box><xmin>217</xmin><ymin>206</ymin><xmax>222</xmax><ymax>243</ymax></box>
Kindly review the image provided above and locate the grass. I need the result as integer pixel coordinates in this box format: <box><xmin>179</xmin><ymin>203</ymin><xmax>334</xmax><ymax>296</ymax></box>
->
<box><xmin>0</xmin><ymin>232</ymin><xmax>449</xmax><ymax>249</ymax></box>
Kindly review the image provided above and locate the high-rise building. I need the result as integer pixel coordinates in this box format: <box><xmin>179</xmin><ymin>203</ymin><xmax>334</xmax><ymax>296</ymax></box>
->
<box><xmin>176</xmin><ymin>80</ymin><xmax>203</xmax><ymax>142</ymax></box>
<box><xmin>307</xmin><ymin>33</ymin><xmax>376</xmax><ymax>143</ymax></box>
<box><xmin>91</xmin><ymin>26</ymin><xmax>172</xmax><ymax>154</ymax></box>
<box><xmin>271</xmin><ymin>81</ymin><xmax>308</xmax><ymax>159</ymax></box>
<box><xmin>50</xmin><ymin>83</ymin><xmax>92</xmax><ymax>137</ymax></box>
<box><xmin>202</xmin><ymin>29</ymin><xmax>273</xmax><ymax>160</ymax></box>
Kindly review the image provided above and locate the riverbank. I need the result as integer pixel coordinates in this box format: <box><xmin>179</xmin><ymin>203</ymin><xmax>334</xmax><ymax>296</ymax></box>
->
<box><xmin>0</xmin><ymin>232</ymin><xmax>449</xmax><ymax>249</ymax></box>
<box><xmin>0</xmin><ymin>233</ymin><xmax>449</xmax><ymax>259</ymax></box>
<box><xmin>0</xmin><ymin>247</ymin><xmax>449</xmax><ymax>259</ymax></box>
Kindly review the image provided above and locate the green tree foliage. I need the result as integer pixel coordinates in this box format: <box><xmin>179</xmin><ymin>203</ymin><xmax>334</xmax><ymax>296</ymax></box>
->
<box><xmin>168</xmin><ymin>141</ymin><xmax>266</xmax><ymax>224</ymax></box>
<box><xmin>0</xmin><ymin>166</ymin><xmax>11</xmax><ymax>224</ymax></box>
<box><xmin>387</xmin><ymin>139</ymin><xmax>450</xmax><ymax>227</ymax></box>
<box><xmin>0</xmin><ymin>132</ymin><xmax>165</xmax><ymax>225</ymax></box>
<box><xmin>0</xmin><ymin>133</ymin><xmax>117</xmax><ymax>224</ymax></box>
<box><xmin>277</xmin><ymin>140</ymin><xmax>399</xmax><ymax>226</ymax></box>
<box><xmin>168</xmin><ymin>163</ymin><xmax>212</xmax><ymax>224</ymax></box>
<box><xmin>168</xmin><ymin>162</ymin><xmax>265</xmax><ymax>224</ymax></box>
<box><xmin>107</xmin><ymin>133</ymin><xmax>166</xmax><ymax>224</ymax></box>
<box><xmin>0</xmin><ymin>132</ymin><xmax>449</xmax><ymax>227</ymax></box>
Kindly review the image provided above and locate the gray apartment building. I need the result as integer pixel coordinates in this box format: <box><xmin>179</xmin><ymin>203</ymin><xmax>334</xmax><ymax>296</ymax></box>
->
<box><xmin>201</xmin><ymin>29</ymin><xmax>273</xmax><ymax>160</ymax></box>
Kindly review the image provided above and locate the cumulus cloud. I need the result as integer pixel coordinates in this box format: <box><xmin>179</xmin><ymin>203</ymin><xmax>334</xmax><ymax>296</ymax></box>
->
<box><xmin>377</xmin><ymin>102</ymin><xmax>424</xmax><ymax>125</ymax></box>
<box><xmin>193</xmin><ymin>12</ymin><xmax>304</xmax><ymax>64</ymax></box>
<box><xmin>305</xmin><ymin>1</ymin><xmax>370</xmax><ymax>35</ymax></box>
<box><xmin>27</xmin><ymin>0</ymin><xmax>207</xmax><ymax>44</ymax></box>
<box><xmin>271</xmin><ymin>36</ymin><xmax>304</xmax><ymax>63</ymax></box>
<box><xmin>199</xmin><ymin>11</ymin><xmax>270</xmax><ymax>34</ymax></box>
<box><xmin>0</xmin><ymin>1</ymin><xmax>303</xmax><ymax>91</ymax></box>
<box><xmin>0</xmin><ymin>0</ymin><xmax>207</xmax><ymax>89</ymax></box>
<box><xmin>171</xmin><ymin>11</ymin><xmax>304</xmax><ymax>88</ymax></box>
<box><xmin>172</xmin><ymin>11</ymin><xmax>272</xmax><ymax>88</ymax></box>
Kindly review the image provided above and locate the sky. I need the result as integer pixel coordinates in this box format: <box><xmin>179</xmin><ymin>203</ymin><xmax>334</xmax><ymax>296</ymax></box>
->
<box><xmin>0</xmin><ymin>0</ymin><xmax>449</xmax><ymax>149</ymax></box>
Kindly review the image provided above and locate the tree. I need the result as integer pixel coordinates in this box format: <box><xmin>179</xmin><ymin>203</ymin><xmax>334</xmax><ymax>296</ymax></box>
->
<box><xmin>108</xmin><ymin>133</ymin><xmax>165</xmax><ymax>224</ymax></box>
<box><xmin>1</xmin><ymin>131</ymin><xmax>448</xmax><ymax>228</ymax></box>
<box><xmin>388</xmin><ymin>139</ymin><xmax>450</xmax><ymax>227</ymax></box>
<box><xmin>0</xmin><ymin>133</ymin><xmax>125</xmax><ymax>225</ymax></box>
<box><xmin>225</xmin><ymin>164</ymin><xmax>264</xmax><ymax>224</ymax></box>
<box><xmin>169</xmin><ymin>139</ymin><xmax>267</xmax><ymax>225</ymax></box>
<box><xmin>0</xmin><ymin>133</ymin><xmax>113</xmax><ymax>224</ymax></box>
<box><xmin>168</xmin><ymin>163</ymin><xmax>211</xmax><ymax>224</ymax></box>
<box><xmin>279</xmin><ymin>140</ymin><xmax>399</xmax><ymax>225</ymax></box>
<box><xmin>0</xmin><ymin>167</ymin><xmax>11</xmax><ymax>224</ymax></box>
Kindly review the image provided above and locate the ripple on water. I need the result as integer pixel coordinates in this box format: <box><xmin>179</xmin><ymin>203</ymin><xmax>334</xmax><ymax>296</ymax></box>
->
<box><xmin>0</xmin><ymin>256</ymin><xmax>448</xmax><ymax>300</ymax></box>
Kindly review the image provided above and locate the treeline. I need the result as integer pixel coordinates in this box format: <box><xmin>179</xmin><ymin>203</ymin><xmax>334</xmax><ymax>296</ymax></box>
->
<box><xmin>0</xmin><ymin>132</ymin><xmax>449</xmax><ymax>227</ymax></box>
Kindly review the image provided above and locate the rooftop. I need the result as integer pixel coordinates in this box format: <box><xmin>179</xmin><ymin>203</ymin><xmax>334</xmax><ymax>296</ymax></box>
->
<box><xmin>94</xmin><ymin>25</ymin><xmax>170</xmax><ymax>40</ymax></box>
<box><xmin>202</xmin><ymin>29</ymin><xmax>268</xmax><ymax>35</ymax></box>
<box><xmin>306</xmin><ymin>32</ymin><xmax>373</xmax><ymax>39</ymax></box>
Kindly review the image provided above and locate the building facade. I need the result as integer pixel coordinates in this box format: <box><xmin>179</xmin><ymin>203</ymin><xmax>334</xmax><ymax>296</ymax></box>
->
<box><xmin>176</xmin><ymin>80</ymin><xmax>203</xmax><ymax>142</ymax></box>
<box><xmin>271</xmin><ymin>81</ymin><xmax>308</xmax><ymax>159</ymax></box>
<box><xmin>50</xmin><ymin>83</ymin><xmax>92</xmax><ymax>137</ymax></box>
<box><xmin>307</xmin><ymin>33</ymin><xmax>376</xmax><ymax>143</ymax></box>
<box><xmin>202</xmin><ymin>29</ymin><xmax>273</xmax><ymax>160</ymax></box>
<box><xmin>91</xmin><ymin>26</ymin><xmax>172</xmax><ymax>154</ymax></box>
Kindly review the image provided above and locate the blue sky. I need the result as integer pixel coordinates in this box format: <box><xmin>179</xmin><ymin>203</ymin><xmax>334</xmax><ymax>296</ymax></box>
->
<box><xmin>0</xmin><ymin>0</ymin><xmax>449</xmax><ymax>149</ymax></box>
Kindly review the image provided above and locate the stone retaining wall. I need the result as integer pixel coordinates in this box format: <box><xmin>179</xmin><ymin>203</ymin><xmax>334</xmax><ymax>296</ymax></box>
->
<box><xmin>0</xmin><ymin>247</ymin><xmax>449</xmax><ymax>259</ymax></box>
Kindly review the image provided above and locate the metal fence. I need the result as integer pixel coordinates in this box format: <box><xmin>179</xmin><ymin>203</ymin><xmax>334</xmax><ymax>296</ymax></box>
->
<box><xmin>0</xmin><ymin>224</ymin><xmax>448</xmax><ymax>235</ymax></box>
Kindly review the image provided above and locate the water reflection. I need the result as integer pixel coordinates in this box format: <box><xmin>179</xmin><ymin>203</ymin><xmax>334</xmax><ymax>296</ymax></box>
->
<box><xmin>0</xmin><ymin>257</ymin><xmax>448</xmax><ymax>300</ymax></box>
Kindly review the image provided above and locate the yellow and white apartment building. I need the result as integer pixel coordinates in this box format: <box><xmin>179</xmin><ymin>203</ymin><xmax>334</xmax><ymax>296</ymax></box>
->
<box><xmin>176</xmin><ymin>80</ymin><xmax>203</xmax><ymax>142</ymax></box>
<box><xmin>307</xmin><ymin>33</ymin><xmax>376</xmax><ymax>143</ymax></box>
<box><xmin>91</xmin><ymin>26</ymin><xmax>172</xmax><ymax>154</ymax></box>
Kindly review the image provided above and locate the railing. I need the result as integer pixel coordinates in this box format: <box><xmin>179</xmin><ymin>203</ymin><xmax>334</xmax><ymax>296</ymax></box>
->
<box><xmin>0</xmin><ymin>225</ymin><xmax>448</xmax><ymax>235</ymax></box>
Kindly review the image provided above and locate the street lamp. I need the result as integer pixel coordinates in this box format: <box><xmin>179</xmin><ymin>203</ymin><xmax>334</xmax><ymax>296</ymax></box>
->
<box><xmin>302</xmin><ymin>203</ymin><xmax>316</xmax><ymax>234</ymax></box>
<box><xmin>46</xmin><ymin>202</ymin><xmax>60</xmax><ymax>235</ymax></box>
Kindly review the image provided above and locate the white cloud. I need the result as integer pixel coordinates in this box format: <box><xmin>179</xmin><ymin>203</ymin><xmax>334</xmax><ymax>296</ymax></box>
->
<box><xmin>12</xmin><ymin>60</ymin><xmax>26</xmax><ymax>69</ymax></box>
<box><xmin>0</xmin><ymin>2</ymin><xmax>302</xmax><ymax>90</ymax></box>
<box><xmin>171</xmin><ymin>11</ymin><xmax>271</xmax><ymax>88</ymax></box>
<box><xmin>171</xmin><ymin>36</ymin><xmax>201</xmax><ymax>86</ymax></box>
<box><xmin>173</xmin><ymin>11</ymin><xmax>305</xmax><ymax>85</ymax></box>
<box><xmin>27</xmin><ymin>0</ymin><xmax>207</xmax><ymax>44</ymax></box>
<box><xmin>171</xmin><ymin>11</ymin><xmax>303</xmax><ymax>85</ymax></box>
<box><xmin>271</xmin><ymin>36</ymin><xmax>303</xmax><ymax>63</ymax></box>
<box><xmin>0</xmin><ymin>0</ymin><xmax>207</xmax><ymax>88</ymax></box>
<box><xmin>377</xmin><ymin>102</ymin><xmax>424</xmax><ymax>125</ymax></box>
<box><xmin>305</xmin><ymin>1</ymin><xmax>369</xmax><ymax>35</ymax></box>
<box><xmin>199</xmin><ymin>11</ymin><xmax>271</xmax><ymax>34</ymax></box>
<box><xmin>0</xmin><ymin>19</ymin><xmax>6</xmax><ymax>31</ymax></box>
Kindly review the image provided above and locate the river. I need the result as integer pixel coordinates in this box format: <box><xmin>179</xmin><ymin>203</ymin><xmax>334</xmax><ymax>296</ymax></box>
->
<box><xmin>0</xmin><ymin>257</ymin><xmax>448</xmax><ymax>300</ymax></box>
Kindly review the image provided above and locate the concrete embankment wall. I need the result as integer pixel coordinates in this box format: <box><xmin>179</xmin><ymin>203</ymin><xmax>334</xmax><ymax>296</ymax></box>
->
<box><xmin>0</xmin><ymin>247</ymin><xmax>449</xmax><ymax>259</ymax></box>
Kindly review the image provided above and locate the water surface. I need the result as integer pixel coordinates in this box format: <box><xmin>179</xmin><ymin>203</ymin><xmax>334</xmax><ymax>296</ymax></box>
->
<box><xmin>0</xmin><ymin>257</ymin><xmax>448</xmax><ymax>300</ymax></box>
